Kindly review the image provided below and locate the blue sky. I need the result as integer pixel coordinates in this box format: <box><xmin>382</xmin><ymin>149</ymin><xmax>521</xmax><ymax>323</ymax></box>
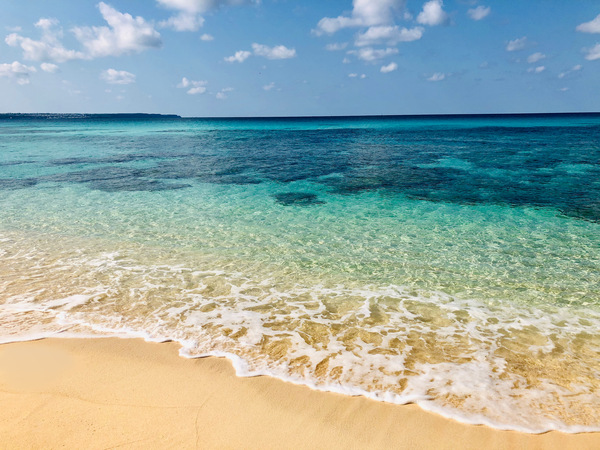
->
<box><xmin>1</xmin><ymin>0</ymin><xmax>599</xmax><ymax>116</ymax></box>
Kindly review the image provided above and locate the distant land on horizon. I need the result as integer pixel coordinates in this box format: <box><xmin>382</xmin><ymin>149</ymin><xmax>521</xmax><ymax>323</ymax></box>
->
<box><xmin>1</xmin><ymin>112</ymin><xmax>600</xmax><ymax>121</ymax></box>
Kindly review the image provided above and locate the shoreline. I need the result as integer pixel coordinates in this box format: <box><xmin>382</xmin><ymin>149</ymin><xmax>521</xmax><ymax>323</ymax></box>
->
<box><xmin>1</xmin><ymin>337</ymin><xmax>599</xmax><ymax>449</ymax></box>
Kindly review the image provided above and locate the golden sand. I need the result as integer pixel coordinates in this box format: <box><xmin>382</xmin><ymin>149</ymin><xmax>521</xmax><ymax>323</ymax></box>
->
<box><xmin>0</xmin><ymin>337</ymin><xmax>598</xmax><ymax>449</ymax></box>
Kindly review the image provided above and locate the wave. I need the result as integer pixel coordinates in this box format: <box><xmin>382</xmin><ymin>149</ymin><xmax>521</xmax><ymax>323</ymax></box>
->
<box><xmin>1</xmin><ymin>234</ymin><xmax>599</xmax><ymax>434</ymax></box>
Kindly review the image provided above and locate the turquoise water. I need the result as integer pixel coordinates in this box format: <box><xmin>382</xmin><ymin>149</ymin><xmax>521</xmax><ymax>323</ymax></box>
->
<box><xmin>1</xmin><ymin>114</ymin><xmax>599</xmax><ymax>432</ymax></box>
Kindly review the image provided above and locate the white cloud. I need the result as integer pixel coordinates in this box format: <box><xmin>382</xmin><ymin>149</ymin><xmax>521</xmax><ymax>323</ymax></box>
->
<box><xmin>5</xmin><ymin>19</ymin><xmax>85</xmax><ymax>62</ymax></box>
<box><xmin>527</xmin><ymin>65</ymin><xmax>545</xmax><ymax>74</ymax></box>
<box><xmin>187</xmin><ymin>86</ymin><xmax>206</xmax><ymax>94</ymax></box>
<box><xmin>157</xmin><ymin>0</ymin><xmax>253</xmax><ymax>14</ymax></box>
<box><xmin>527</xmin><ymin>52</ymin><xmax>545</xmax><ymax>64</ymax></box>
<box><xmin>352</xmin><ymin>0</ymin><xmax>405</xmax><ymax>26</ymax></box>
<box><xmin>314</xmin><ymin>0</ymin><xmax>406</xmax><ymax>35</ymax></box>
<box><xmin>467</xmin><ymin>5</ymin><xmax>490</xmax><ymax>21</ymax></box>
<box><xmin>560</xmin><ymin>87</ymin><xmax>569</xmax><ymax>92</ymax></box>
<box><xmin>348</xmin><ymin>73</ymin><xmax>366</xmax><ymax>79</ymax></box>
<box><xmin>200</xmin><ymin>33</ymin><xmax>214</xmax><ymax>41</ymax></box>
<box><xmin>0</xmin><ymin>61</ymin><xmax>36</xmax><ymax>85</ymax></box>
<box><xmin>348</xmin><ymin>47</ymin><xmax>399</xmax><ymax>61</ymax></box>
<box><xmin>177</xmin><ymin>77</ymin><xmax>207</xmax><ymax>94</ymax></box>
<box><xmin>101</xmin><ymin>68</ymin><xmax>136</xmax><ymax>84</ymax></box>
<box><xmin>159</xmin><ymin>12</ymin><xmax>204</xmax><ymax>31</ymax></box>
<box><xmin>576</xmin><ymin>14</ymin><xmax>600</xmax><ymax>33</ymax></box>
<box><xmin>427</xmin><ymin>72</ymin><xmax>445</xmax><ymax>81</ymax></box>
<box><xmin>584</xmin><ymin>43</ymin><xmax>600</xmax><ymax>61</ymax></box>
<box><xmin>72</xmin><ymin>2</ymin><xmax>162</xmax><ymax>58</ymax></box>
<box><xmin>355</xmin><ymin>25</ymin><xmax>423</xmax><ymax>46</ymax></box>
<box><xmin>40</xmin><ymin>62</ymin><xmax>59</xmax><ymax>73</ymax></box>
<box><xmin>225</xmin><ymin>44</ymin><xmax>296</xmax><ymax>63</ymax></box>
<box><xmin>263</xmin><ymin>82</ymin><xmax>275</xmax><ymax>91</ymax></box>
<box><xmin>35</xmin><ymin>18</ymin><xmax>59</xmax><ymax>30</ymax></box>
<box><xmin>315</xmin><ymin>16</ymin><xmax>360</xmax><ymax>35</ymax></box>
<box><xmin>252</xmin><ymin>43</ymin><xmax>296</xmax><ymax>59</ymax></box>
<box><xmin>342</xmin><ymin>57</ymin><xmax>351</xmax><ymax>63</ymax></box>
<box><xmin>216</xmin><ymin>87</ymin><xmax>233</xmax><ymax>99</ymax></box>
<box><xmin>325</xmin><ymin>42</ymin><xmax>348</xmax><ymax>51</ymax></box>
<box><xmin>559</xmin><ymin>64</ymin><xmax>582</xmax><ymax>78</ymax></box>
<box><xmin>506</xmin><ymin>36</ymin><xmax>527</xmax><ymax>52</ymax></box>
<box><xmin>380</xmin><ymin>62</ymin><xmax>398</xmax><ymax>73</ymax></box>
<box><xmin>224</xmin><ymin>50</ymin><xmax>251</xmax><ymax>63</ymax></box>
<box><xmin>417</xmin><ymin>0</ymin><xmax>449</xmax><ymax>26</ymax></box>
<box><xmin>348</xmin><ymin>73</ymin><xmax>358</xmax><ymax>77</ymax></box>
<box><xmin>157</xmin><ymin>0</ymin><xmax>254</xmax><ymax>32</ymax></box>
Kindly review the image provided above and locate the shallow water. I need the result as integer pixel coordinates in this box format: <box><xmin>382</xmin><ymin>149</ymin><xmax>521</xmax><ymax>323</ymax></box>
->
<box><xmin>1</xmin><ymin>114</ymin><xmax>599</xmax><ymax>432</ymax></box>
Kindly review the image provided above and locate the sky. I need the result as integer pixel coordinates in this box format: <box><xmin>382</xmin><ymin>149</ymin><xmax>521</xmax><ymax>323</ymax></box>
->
<box><xmin>0</xmin><ymin>0</ymin><xmax>599</xmax><ymax>117</ymax></box>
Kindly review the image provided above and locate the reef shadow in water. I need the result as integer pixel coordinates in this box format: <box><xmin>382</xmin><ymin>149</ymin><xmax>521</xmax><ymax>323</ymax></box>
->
<box><xmin>0</xmin><ymin>178</ymin><xmax>38</xmax><ymax>190</ymax></box>
<box><xmin>39</xmin><ymin>166</ymin><xmax>191</xmax><ymax>192</ymax></box>
<box><xmin>272</xmin><ymin>192</ymin><xmax>326</xmax><ymax>206</ymax></box>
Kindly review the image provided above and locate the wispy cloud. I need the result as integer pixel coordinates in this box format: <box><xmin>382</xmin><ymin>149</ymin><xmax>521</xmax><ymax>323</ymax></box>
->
<box><xmin>40</xmin><ymin>62</ymin><xmax>59</xmax><ymax>73</ymax></box>
<box><xmin>427</xmin><ymin>72</ymin><xmax>446</xmax><ymax>81</ymax></box>
<box><xmin>177</xmin><ymin>76</ymin><xmax>207</xmax><ymax>94</ymax></box>
<box><xmin>0</xmin><ymin>61</ymin><xmax>36</xmax><ymax>85</ymax></box>
<box><xmin>576</xmin><ymin>14</ymin><xmax>600</xmax><ymax>33</ymax></box>
<box><xmin>506</xmin><ymin>36</ymin><xmax>527</xmax><ymax>52</ymax></box>
<box><xmin>157</xmin><ymin>0</ymin><xmax>256</xmax><ymax>31</ymax></box>
<box><xmin>558</xmin><ymin>64</ymin><xmax>582</xmax><ymax>79</ymax></box>
<box><xmin>159</xmin><ymin>13</ymin><xmax>204</xmax><ymax>31</ymax></box>
<box><xmin>225</xmin><ymin>43</ymin><xmax>296</xmax><ymax>63</ymax></box>
<box><xmin>325</xmin><ymin>42</ymin><xmax>347</xmax><ymax>51</ymax></box>
<box><xmin>252</xmin><ymin>43</ymin><xmax>296</xmax><ymax>59</ymax></box>
<box><xmin>583</xmin><ymin>43</ymin><xmax>600</xmax><ymax>61</ymax></box>
<box><xmin>355</xmin><ymin>25</ymin><xmax>423</xmax><ymax>47</ymax></box>
<box><xmin>101</xmin><ymin>68</ymin><xmax>136</xmax><ymax>84</ymax></box>
<box><xmin>527</xmin><ymin>65</ymin><xmax>545</xmax><ymax>74</ymax></box>
<box><xmin>5</xmin><ymin>18</ymin><xmax>84</xmax><ymax>62</ymax></box>
<box><xmin>527</xmin><ymin>52</ymin><xmax>545</xmax><ymax>64</ymax></box>
<box><xmin>224</xmin><ymin>50</ymin><xmax>251</xmax><ymax>63</ymax></box>
<box><xmin>216</xmin><ymin>87</ymin><xmax>233</xmax><ymax>99</ymax></box>
<box><xmin>348</xmin><ymin>46</ymin><xmax>399</xmax><ymax>62</ymax></box>
<box><xmin>467</xmin><ymin>5</ymin><xmax>490</xmax><ymax>21</ymax></box>
<box><xmin>380</xmin><ymin>62</ymin><xmax>398</xmax><ymax>73</ymax></box>
<box><xmin>157</xmin><ymin>0</ymin><xmax>255</xmax><ymax>14</ymax></box>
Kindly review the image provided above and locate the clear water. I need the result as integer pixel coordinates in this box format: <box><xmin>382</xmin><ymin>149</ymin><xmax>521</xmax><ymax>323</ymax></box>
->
<box><xmin>1</xmin><ymin>114</ymin><xmax>599</xmax><ymax>432</ymax></box>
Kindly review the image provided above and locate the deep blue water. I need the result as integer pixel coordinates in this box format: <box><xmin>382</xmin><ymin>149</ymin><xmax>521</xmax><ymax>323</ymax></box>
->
<box><xmin>2</xmin><ymin>113</ymin><xmax>599</xmax><ymax>222</ymax></box>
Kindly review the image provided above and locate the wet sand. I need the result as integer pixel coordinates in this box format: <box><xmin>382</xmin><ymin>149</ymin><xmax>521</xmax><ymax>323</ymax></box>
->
<box><xmin>0</xmin><ymin>337</ymin><xmax>598</xmax><ymax>449</ymax></box>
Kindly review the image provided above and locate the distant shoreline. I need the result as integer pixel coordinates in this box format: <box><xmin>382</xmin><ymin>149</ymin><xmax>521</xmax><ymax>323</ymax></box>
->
<box><xmin>1</xmin><ymin>111</ymin><xmax>599</xmax><ymax>121</ymax></box>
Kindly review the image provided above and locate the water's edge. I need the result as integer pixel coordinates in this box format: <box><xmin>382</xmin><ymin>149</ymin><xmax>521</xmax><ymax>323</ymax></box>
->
<box><xmin>2</xmin><ymin>329</ymin><xmax>598</xmax><ymax>436</ymax></box>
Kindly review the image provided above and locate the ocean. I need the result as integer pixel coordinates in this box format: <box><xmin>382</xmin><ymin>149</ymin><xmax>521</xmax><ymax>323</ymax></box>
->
<box><xmin>0</xmin><ymin>113</ymin><xmax>599</xmax><ymax>433</ymax></box>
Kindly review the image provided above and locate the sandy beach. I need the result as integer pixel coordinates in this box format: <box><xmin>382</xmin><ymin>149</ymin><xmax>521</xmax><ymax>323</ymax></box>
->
<box><xmin>0</xmin><ymin>338</ymin><xmax>597</xmax><ymax>449</ymax></box>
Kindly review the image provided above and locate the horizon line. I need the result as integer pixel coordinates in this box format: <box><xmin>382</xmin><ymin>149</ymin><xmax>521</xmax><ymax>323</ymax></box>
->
<box><xmin>1</xmin><ymin>111</ymin><xmax>600</xmax><ymax>120</ymax></box>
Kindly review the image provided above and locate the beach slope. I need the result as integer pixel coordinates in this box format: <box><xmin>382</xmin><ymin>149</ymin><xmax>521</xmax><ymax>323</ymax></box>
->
<box><xmin>0</xmin><ymin>338</ymin><xmax>598</xmax><ymax>449</ymax></box>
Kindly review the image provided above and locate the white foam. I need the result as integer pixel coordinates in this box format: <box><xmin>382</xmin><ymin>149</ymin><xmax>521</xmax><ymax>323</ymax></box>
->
<box><xmin>1</xmin><ymin>245</ymin><xmax>600</xmax><ymax>434</ymax></box>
